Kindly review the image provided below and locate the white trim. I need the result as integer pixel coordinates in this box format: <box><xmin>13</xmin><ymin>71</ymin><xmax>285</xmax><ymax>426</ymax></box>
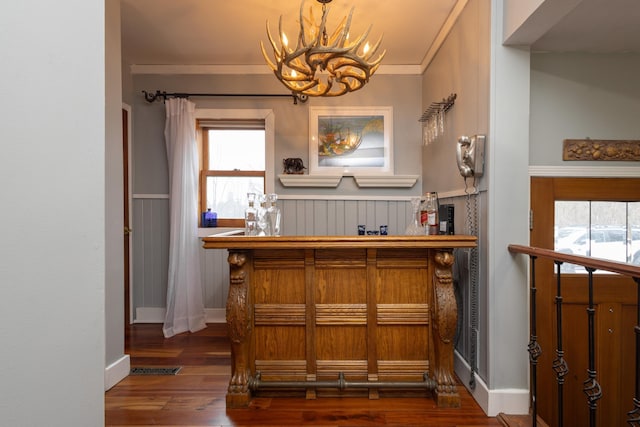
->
<box><xmin>353</xmin><ymin>175</ymin><xmax>418</xmax><ymax>188</ymax></box>
<box><xmin>529</xmin><ymin>165</ymin><xmax>640</xmax><ymax>177</ymax></box>
<box><xmin>420</xmin><ymin>0</ymin><xmax>469</xmax><ymax>72</ymax></box>
<box><xmin>135</xmin><ymin>307</ymin><xmax>226</xmax><ymax>323</ymax></box>
<box><xmin>104</xmin><ymin>354</ymin><xmax>130</xmax><ymax>391</ymax></box>
<box><xmin>133</xmin><ymin>193</ymin><xmax>170</xmax><ymax>199</ymax></box>
<box><xmin>134</xmin><ymin>307</ymin><xmax>165</xmax><ymax>323</ymax></box>
<box><xmin>278</xmin><ymin>174</ymin><xmax>343</xmax><ymax>187</ymax></box>
<box><xmin>129</xmin><ymin>64</ymin><xmax>421</xmax><ymax>76</ymax></box>
<box><xmin>206</xmin><ymin>308</ymin><xmax>226</xmax><ymax>323</ymax></box>
<box><xmin>437</xmin><ymin>187</ymin><xmax>483</xmax><ymax>199</ymax></box>
<box><xmin>454</xmin><ymin>350</ymin><xmax>530</xmax><ymax>417</ymax></box>
<box><xmin>197</xmin><ymin>227</ymin><xmax>244</xmax><ymax>238</ymax></box>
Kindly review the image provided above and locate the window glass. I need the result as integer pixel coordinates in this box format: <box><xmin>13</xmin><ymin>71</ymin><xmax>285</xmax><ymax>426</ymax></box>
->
<box><xmin>555</xmin><ymin>200</ymin><xmax>640</xmax><ymax>272</ymax></box>
<box><xmin>200</xmin><ymin>125</ymin><xmax>266</xmax><ymax>226</ymax></box>
<box><xmin>205</xmin><ymin>176</ymin><xmax>264</xmax><ymax>218</ymax></box>
<box><xmin>208</xmin><ymin>129</ymin><xmax>265</xmax><ymax>170</ymax></box>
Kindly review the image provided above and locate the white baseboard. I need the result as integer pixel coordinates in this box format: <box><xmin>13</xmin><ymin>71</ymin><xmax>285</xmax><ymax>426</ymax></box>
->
<box><xmin>206</xmin><ymin>308</ymin><xmax>226</xmax><ymax>323</ymax></box>
<box><xmin>105</xmin><ymin>354</ymin><xmax>130</xmax><ymax>391</ymax></box>
<box><xmin>135</xmin><ymin>307</ymin><xmax>226</xmax><ymax>324</ymax></box>
<box><xmin>454</xmin><ymin>350</ymin><xmax>530</xmax><ymax>416</ymax></box>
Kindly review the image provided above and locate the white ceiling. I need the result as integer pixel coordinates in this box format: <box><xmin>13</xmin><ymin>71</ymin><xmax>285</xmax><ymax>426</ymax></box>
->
<box><xmin>120</xmin><ymin>0</ymin><xmax>640</xmax><ymax>70</ymax></box>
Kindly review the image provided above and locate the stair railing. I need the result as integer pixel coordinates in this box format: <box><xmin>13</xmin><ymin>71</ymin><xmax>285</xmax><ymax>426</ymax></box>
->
<box><xmin>508</xmin><ymin>244</ymin><xmax>640</xmax><ymax>427</ymax></box>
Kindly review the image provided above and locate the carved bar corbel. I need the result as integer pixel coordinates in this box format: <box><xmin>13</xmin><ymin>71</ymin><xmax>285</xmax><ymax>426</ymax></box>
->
<box><xmin>431</xmin><ymin>249</ymin><xmax>461</xmax><ymax>407</ymax></box>
<box><xmin>225</xmin><ymin>250</ymin><xmax>253</xmax><ymax>408</ymax></box>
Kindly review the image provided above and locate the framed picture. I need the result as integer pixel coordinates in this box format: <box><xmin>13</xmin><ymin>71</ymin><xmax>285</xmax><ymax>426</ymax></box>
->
<box><xmin>309</xmin><ymin>106</ymin><xmax>393</xmax><ymax>176</ymax></box>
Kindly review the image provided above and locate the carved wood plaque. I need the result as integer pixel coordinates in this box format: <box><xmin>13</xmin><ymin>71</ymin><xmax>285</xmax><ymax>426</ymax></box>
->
<box><xmin>563</xmin><ymin>139</ymin><xmax>640</xmax><ymax>161</ymax></box>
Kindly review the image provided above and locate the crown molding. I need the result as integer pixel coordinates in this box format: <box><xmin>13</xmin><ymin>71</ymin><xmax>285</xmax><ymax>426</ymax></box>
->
<box><xmin>129</xmin><ymin>64</ymin><xmax>422</xmax><ymax>76</ymax></box>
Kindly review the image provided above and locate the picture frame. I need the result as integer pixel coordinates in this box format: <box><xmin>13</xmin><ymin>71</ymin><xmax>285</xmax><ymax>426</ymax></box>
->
<box><xmin>309</xmin><ymin>106</ymin><xmax>393</xmax><ymax>176</ymax></box>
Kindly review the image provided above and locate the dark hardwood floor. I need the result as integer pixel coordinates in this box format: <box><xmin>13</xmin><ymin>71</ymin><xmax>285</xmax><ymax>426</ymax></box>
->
<box><xmin>105</xmin><ymin>323</ymin><xmax>505</xmax><ymax>426</ymax></box>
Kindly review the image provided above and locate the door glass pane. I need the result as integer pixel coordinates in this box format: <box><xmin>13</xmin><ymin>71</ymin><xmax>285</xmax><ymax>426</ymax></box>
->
<box><xmin>631</xmin><ymin>202</ymin><xmax>640</xmax><ymax>265</ymax></box>
<box><xmin>206</xmin><ymin>176</ymin><xmax>264</xmax><ymax>218</ymax></box>
<box><xmin>555</xmin><ymin>201</ymin><xmax>589</xmax><ymax>272</ymax></box>
<box><xmin>555</xmin><ymin>200</ymin><xmax>640</xmax><ymax>272</ymax></box>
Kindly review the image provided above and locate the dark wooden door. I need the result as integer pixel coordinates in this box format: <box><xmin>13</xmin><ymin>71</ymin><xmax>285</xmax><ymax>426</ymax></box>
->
<box><xmin>123</xmin><ymin>108</ymin><xmax>131</xmax><ymax>325</ymax></box>
<box><xmin>530</xmin><ymin>177</ymin><xmax>638</xmax><ymax>427</ymax></box>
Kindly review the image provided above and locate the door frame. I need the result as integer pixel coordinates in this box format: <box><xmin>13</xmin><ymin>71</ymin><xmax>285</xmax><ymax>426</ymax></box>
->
<box><xmin>123</xmin><ymin>103</ymin><xmax>133</xmax><ymax>325</ymax></box>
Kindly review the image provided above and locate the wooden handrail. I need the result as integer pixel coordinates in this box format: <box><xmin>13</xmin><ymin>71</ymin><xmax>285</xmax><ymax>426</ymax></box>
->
<box><xmin>509</xmin><ymin>243</ymin><xmax>640</xmax><ymax>426</ymax></box>
<box><xmin>508</xmin><ymin>244</ymin><xmax>640</xmax><ymax>278</ymax></box>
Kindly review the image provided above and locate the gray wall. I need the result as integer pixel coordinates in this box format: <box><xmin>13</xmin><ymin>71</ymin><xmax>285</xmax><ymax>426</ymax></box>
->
<box><xmin>128</xmin><ymin>71</ymin><xmax>427</xmax><ymax>320</ymax></box>
<box><xmin>530</xmin><ymin>53</ymin><xmax>640</xmax><ymax>166</ymax></box>
<box><xmin>421</xmin><ymin>0</ymin><xmax>491</xmax><ymax>385</ymax></box>
<box><xmin>0</xmin><ymin>0</ymin><xmax>106</xmax><ymax>425</ymax></box>
<box><xmin>131</xmin><ymin>73</ymin><xmax>423</xmax><ymax>197</ymax></box>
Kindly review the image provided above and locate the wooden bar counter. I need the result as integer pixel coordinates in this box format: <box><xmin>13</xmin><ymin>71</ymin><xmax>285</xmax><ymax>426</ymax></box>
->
<box><xmin>202</xmin><ymin>235</ymin><xmax>476</xmax><ymax>408</ymax></box>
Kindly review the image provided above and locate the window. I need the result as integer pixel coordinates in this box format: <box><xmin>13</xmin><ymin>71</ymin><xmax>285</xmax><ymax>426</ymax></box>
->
<box><xmin>554</xmin><ymin>200</ymin><xmax>640</xmax><ymax>271</ymax></box>
<box><xmin>196</xmin><ymin>110</ymin><xmax>275</xmax><ymax>228</ymax></box>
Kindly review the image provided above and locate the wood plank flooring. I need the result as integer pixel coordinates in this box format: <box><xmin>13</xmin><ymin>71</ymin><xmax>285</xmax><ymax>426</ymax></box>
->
<box><xmin>105</xmin><ymin>323</ymin><xmax>504</xmax><ymax>427</ymax></box>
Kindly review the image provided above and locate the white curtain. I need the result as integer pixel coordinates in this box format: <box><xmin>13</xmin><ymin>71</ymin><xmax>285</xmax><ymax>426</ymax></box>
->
<box><xmin>163</xmin><ymin>98</ymin><xmax>206</xmax><ymax>338</ymax></box>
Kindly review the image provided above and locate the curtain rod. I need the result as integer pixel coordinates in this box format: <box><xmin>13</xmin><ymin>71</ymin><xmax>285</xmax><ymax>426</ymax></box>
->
<box><xmin>142</xmin><ymin>90</ymin><xmax>308</xmax><ymax>105</ymax></box>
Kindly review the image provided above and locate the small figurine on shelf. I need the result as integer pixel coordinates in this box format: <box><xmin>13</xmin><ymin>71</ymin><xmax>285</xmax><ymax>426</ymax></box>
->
<box><xmin>283</xmin><ymin>158</ymin><xmax>306</xmax><ymax>174</ymax></box>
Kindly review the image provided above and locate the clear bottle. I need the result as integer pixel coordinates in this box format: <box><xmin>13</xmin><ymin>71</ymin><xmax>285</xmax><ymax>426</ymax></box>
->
<box><xmin>266</xmin><ymin>193</ymin><xmax>281</xmax><ymax>236</ymax></box>
<box><xmin>256</xmin><ymin>193</ymin><xmax>270</xmax><ymax>236</ymax></box>
<box><xmin>424</xmin><ymin>192</ymin><xmax>439</xmax><ymax>235</ymax></box>
<box><xmin>244</xmin><ymin>193</ymin><xmax>257</xmax><ymax>236</ymax></box>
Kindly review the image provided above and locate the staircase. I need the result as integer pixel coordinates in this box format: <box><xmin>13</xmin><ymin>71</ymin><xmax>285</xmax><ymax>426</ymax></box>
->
<box><xmin>497</xmin><ymin>413</ymin><xmax>549</xmax><ymax>427</ymax></box>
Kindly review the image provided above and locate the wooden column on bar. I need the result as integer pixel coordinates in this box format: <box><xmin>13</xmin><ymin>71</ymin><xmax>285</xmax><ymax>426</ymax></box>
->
<box><xmin>202</xmin><ymin>235</ymin><xmax>476</xmax><ymax>409</ymax></box>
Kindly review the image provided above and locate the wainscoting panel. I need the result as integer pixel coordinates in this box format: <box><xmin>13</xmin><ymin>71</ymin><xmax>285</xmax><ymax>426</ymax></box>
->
<box><xmin>132</xmin><ymin>197</ymin><xmax>169</xmax><ymax>316</ymax></box>
<box><xmin>132</xmin><ymin>197</ymin><xmax>426</xmax><ymax>320</ymax></box>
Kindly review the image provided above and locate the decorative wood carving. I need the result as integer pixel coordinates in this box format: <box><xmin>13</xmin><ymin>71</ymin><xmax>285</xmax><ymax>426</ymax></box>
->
<box><xmin>225</xmin><ymin>250</ymin><xmax>252</xmax><ymax>407</ymax></box>
<box><xmin>431</xmin><ymin>249</ymin><xmax>460</xmax><ymax>408</ymax></box>
<box><xmin>201</xmin><ymin>236</ymin><xmax>476</xmax><ymax>409</ymax></box>
<box><xmin>563</xmin><ymin>139</ymin><xmax>640</xmax><ymax>161</ymax></box>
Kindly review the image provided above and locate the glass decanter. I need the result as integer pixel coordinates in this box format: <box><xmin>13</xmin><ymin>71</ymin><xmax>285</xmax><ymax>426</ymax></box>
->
<box><xmin>266</xmin><ymin>193</ymin><xmax>281</xmax><ymax>236</ymax></box>
<box><xmin>244</xmin><ymin>193</ymin><xmax>257</xmax><ymax>236</ymax></box>
<box><xmin>405</xmin><ymin>197</ymin><xmax>425</xmax><ymax>235</ymax></box>
<box><xmin>256</xmin><ymin>193</ymin><xmax>270</xmax><ymax>236</ymax></box>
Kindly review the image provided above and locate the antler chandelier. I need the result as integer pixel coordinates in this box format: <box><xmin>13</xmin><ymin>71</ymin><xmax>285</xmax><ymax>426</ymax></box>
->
<box><xmin>260</xmin><ymin>0</ymin><xmax>385</xmax><ymax>97</ymax></box>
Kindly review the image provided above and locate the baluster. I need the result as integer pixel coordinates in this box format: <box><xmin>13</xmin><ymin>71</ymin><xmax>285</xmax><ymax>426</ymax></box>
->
<box><xmin>553</xmin><ymin>261</ymin><xmax>569</xmax><ymax>427</ymax></box>
<box><xmin>527</xmin><ymin>255</ymin><xmax>541</xmax><ymax>427</ymax></box>
<box><xmin>627</xmin><ymin>277</ymin><xmax>640</xmax><ymax>426</ymax></box>
<box><xmin>583</xmin><ymin>267</ymin><xmax>602</xmax><ymax>427</ymax></box>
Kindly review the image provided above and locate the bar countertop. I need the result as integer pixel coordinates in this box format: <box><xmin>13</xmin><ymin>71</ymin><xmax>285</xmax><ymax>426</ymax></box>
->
<box><xmin>202</xmin><ymin>234</ymin><xmax>477</xmax><ymax>250</ymax></box>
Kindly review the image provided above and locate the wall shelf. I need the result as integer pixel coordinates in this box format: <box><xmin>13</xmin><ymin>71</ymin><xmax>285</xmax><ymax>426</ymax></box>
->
<box><xmin>278</xmin><ymin>174</ymin><xmax>342</xmax><ymax>187</ymax></box>
<box><xmin>354</xmin><ymin>175</ymin><xmax>419</xmax><ymax>188</ymax></box>
<box><xmin>278</xmin><ymin>174</ymin><xmax>418</xmax><ymax>188</ymax></box>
